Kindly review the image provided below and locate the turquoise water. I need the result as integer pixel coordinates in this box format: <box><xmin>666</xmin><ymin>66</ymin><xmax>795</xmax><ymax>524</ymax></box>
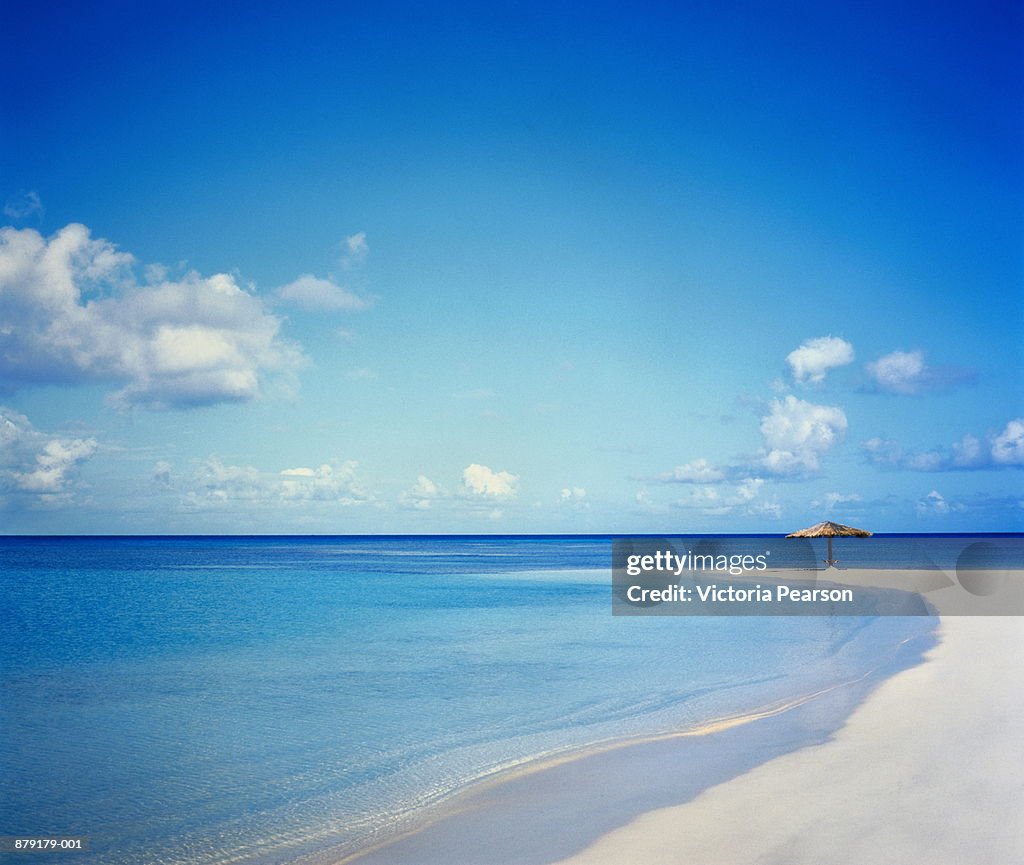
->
<box><xmin>1</xmin><ymin>537</ymin><xmax>937</xmax><ymax>864</ymax></box>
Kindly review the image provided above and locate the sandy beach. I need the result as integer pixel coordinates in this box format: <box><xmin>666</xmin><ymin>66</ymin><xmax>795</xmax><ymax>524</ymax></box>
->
<box><xmin>555</xmin><ymin>615</ymin><xmax>1024</xmax><ymax>865</ymax></box>
<box><xmin>345</xmin><ymin>571</ymin><xmax>1024</xmax><ymax>865</ymax></box>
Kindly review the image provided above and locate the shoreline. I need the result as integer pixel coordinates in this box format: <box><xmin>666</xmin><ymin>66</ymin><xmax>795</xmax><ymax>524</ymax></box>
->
<box><xmin>553</xmin><ymin>614</ymin><xmax>1024</xmax><ymax>865</ymax></box>
<box><xmin>329</xmin><ymin>602</ymin><xmax>937</xmax><ymax>865</ymax></box>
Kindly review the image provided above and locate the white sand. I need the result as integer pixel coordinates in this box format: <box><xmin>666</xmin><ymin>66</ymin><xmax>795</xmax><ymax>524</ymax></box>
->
<box><xmin>554</xmin><ymin>616</ymin><xmax>1024</xmax><ymax>865</ymax></box>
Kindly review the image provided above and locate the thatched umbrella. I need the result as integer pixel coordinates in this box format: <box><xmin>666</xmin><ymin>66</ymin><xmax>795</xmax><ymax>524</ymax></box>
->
<box><xmin>786</xmin><ymin>520</ymin><xmax>872</xmax><ymax>568</ymax></box>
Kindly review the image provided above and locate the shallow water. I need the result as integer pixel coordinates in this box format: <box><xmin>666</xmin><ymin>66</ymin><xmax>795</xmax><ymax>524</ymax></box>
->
<box><xmin>0</xmin><ymin>536</ymin><xmax>938</xmax><ymax>864</ymax></box>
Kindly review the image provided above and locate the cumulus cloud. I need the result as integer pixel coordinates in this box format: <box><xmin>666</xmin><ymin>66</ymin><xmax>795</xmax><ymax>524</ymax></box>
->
<box><xmin>184</xmin><ymin>456</ymin><xmax>370</xmax><ymax>507</ymax></box>
<box><xmin>279</xmin><ymin>461</ymin><xmax>367</xmax><ymax>503</ymax></box>
<box><xmin>991</xmin><ymin>419</ymin><xmax>1024</xmax><ymax>466</ymax></box>
<box><xmin>662</xmin><ymin>458</ymin><xmax>725</xmax><ymax>484</ymax></box>
<box><xmin>0</xmin><ymin>224</ymin><xmax>301</xmax><ymax>409</ymax></box>
<box><xmin>670</xmin><ymin>476</ymin><xmax>779</xmax><ymax>518</ymax></box>
<box><xmin>462</xmin><ymin>463</ymin><xmax>518</xmax><ymax>499</ymax></box>
<box><xmin>915</xmin><ymin>489</ymin><xmax>965</xmax><ymax>516</ymax></box>
<box><xmin>0</xmin><ymin>407</ymin><xmax>96</xmax><ymax>504</ymax></box>
<box><xmin>400</xmin><ymin>474</ymin><xmax>444</xmax><ymax>509</ymax></box>
<box><xmin>813</xmin><ymin>491</ymin><xmax>862</xmax><ymax>512</ymax></box>
<box><xmin>736</xmin><ymin>477</ymin><xmax>764</xmax><ymax>501</ymax></box>
<box><xmin>864</xmin><ymin>349</ymin><xmax>926</xmax><ymax>394</ymax></box>
<box><xmin>861</xmin><ymin>436</ymin><xmax>902</xmax><ymax>467</ymax></box>
<box><xmin>863</xmin><ymin>350</ymin><xmax>975</xmax><ymax>395</ymax></box>
<box><xmin>786</xmin><ymin>336</ymin><xmax>855</xmax><ymax>385</ymax></box>
<box><xmin>862</xmin><ymin>419</ymin><xmax>1024</xmax><ymax>472</ymax></box>
<box><xmin>759</xmin><ymin>395</ymin><xmax>848</xmax><ymax>475</ymax></box>
<box><xmin>560</xmin><ymin>486</ymin><xmax>586</xmax><ymax>500</ymax></box>
<box><xmin>275</xmin><ymin>274</ymin><xmax>372</xmax><ymax>312</ymax></box>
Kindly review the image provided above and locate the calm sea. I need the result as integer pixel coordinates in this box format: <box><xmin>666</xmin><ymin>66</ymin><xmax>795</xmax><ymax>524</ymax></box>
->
<box><xmin>0</xmin><ymin>535</ymin><xmax>954</xmax><ymax>864</ymax></box>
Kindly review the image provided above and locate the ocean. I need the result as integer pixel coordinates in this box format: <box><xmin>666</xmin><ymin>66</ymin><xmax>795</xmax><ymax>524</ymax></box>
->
<box><xmin>0</xmin><ymin>535</ymin><xmax>960</xmax><ymax>864</ymax></box>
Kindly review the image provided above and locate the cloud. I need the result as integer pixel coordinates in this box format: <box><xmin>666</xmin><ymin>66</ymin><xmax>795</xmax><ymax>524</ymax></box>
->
<box><xmin>278</xmin><ymin>461</ymin><xmax>367</xmax><ymax>503</ymax></box>
<box><xmin>736</xmin><ymin>477</ymin><xmax>764</xmax><ymax>501</ymax></box>
<box><xmin>0</xmin><ymin>407</ymin><xmax>96</xmax><ymax>505</ymax></box>
<box><xmin>345</xmin><ymin>367</ymin><xmax>378</xmax><ymax>381</ymax></box>
<box><xmin>184</xmin><ymin>456</ymin><xmax>370</xmax><ymax>507</ymax></box>
<box><xmin>3</xmin><ymin>191</ymin><xmax>44</xmax><ymax>222</ymax></box>
<box><xmin>786</xmin><ymin>336</ymin><xmax>854</xmax><ymax>385</ymax></box>
<box><xmin>275</xmin><ymin>274</ymin><xmax>372</xmax><ymax>311</ymax></box>
<box><xmin>915</xmin><ymin>489</ymin><xmax>965</xmax><ymax>516</ymax></box>
<box><xmin>0</xmin><ymin>224</ymin><xmax>302</xmax><ymax>409</ymax></box>
<box><xmin>759</xmin><ymin>395</ymin><xmax>848</xmax><ymax>475</ymax></box>
<box><xmin>662</xmin><ymin>458</ymin><xmax>725</xmax><ymax>484</ymax></box>
<box><xmin>669</xmin><ymin>475</ymin><xmax>780</xmax><ymax>518</ymax></box>
<box><xmin>861</xmin><ymin>436</ymin><xmax>902</xmax><ymax>466</ymax></box>
<box><xmin>862</xmin><ymin>419</ymin><xmax>1024</xmax><ymax>472</ymax></box>
<box><xmin>559</xmin><ymin>487</ymin><xmax>588</xmax><ymax>508</ymax></box>
<box><xmin>748</xmin><ymin>500</ymin><xmax>783</xmax><ymax>519</ymax></box>
<box><xmin>813</xmin><ymin>491</ymin><xmax>862</xmax><ymax>512</ymax></box>
<box><xmin>991</xmin><ymin>419</ymin><xmax>1024</xmax><ymax>466</ymax></box>
<box><xmin>863</xmin><ymin>349</ymin><xmax>975</xmax><ymax>395</ymax></box>
<box><xmin>864</xmin><ymin>349</ymin><xmax>925</xmax><ymax>394</ymax></box>
<box><xmin>400</xmin><ymin>474</ymin><xmax>444</xmax><ymax>509</ymax></box>
<box><xmin>343</xmin><ymin>232</ymin><xmax>368</xmax><ymax>265</ymax></box>
<box><xmin>153</xmin><ymin>460</ymin><xmax>172</xmax><ymax>486</ymax></box>
<box><xmin>462</xmin><ymin>463</ymin><xmax>518</xmax><ymax>499</ymax></box>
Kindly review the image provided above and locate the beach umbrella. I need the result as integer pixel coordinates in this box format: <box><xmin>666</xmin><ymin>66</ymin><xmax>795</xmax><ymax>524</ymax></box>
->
<box><xmin>785</xmin><ymin>520</ymin><xmax>872</xmax><ymax>568</ymax></box>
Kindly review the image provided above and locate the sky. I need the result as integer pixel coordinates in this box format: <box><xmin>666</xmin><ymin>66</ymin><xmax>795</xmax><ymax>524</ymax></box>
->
<box><xmin>1</xmin><ymin>0</ymin><xmax>1021</xmax><ymax>534</ymax></box>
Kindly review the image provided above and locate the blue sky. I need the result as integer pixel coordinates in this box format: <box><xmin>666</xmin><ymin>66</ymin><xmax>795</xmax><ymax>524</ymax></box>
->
<box><xmin>1</xmin><ymin>1</ymin><xmax>1021</xmax><ymax>533</ymax></box>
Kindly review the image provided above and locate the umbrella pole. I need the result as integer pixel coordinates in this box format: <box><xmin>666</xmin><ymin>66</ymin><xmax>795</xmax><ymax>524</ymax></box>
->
<box><xmin>827</xmin><ymin>536</ymin><xmax>833</xmax><ymax>567</ymax></box>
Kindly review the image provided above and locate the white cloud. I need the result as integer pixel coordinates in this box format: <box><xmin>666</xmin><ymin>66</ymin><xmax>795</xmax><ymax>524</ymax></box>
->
<box><xmin>670</xmin><ymin>476</ymin><xmax>780</xmax><ymax>519</ymax></box>
<box><xmin>560</xmin><ymin>487</ymin><xmax>586</xmax><ymax>500</ymax></box>
<box><xmin>462</xmin><ymin>463</ymin><xmax>518</xmax><ymax>499</ymax></box>
<box><xmin>862</xmin><ymin>419</ymin><xmax>1024</xmax><ymax>472</ymax></box>
<box><xmin>748</xmin><ymin>501</ymin><xmax>783</xmax><ymax>519</ymax></box>
<box><xmin>786</xmin><ymin>336</ymin><xmax>855</xmax><ymax>385</ymax></box>
<box><xmin>279</xmin><ymin>461</ymin><xmax>367</xmax><ymax>503</ymax></box>
<box><xmin>736</xmin><ymin>477</ymin><xmax>764</xmax><ymax>501</ymax></box>
<box><xmin>4</xmin><ymin>191</ymin><xmax>44</xmax><ymax>221</ymax></box>
<box><xmin>951</xmin><ymin>433</ymin><xmax>986</xmax><ymax>468</ymax></box>
<box><xmin>276</xmin><ymin>274</ymin><xmax>372</xmax><ymax>312</ymax></box>
<box><xmin>184</xmin><ymin>456</ymin><xmax>370</xmax><ymax>507</ymax></box>
<box><xmin>663</xmin><ymin>458</ymin><xmax>725</xmax><ymax>484</ymax></box>
<box><xmin>0</xmin><ymin>407</ymin><xmax>96</xmax><ymax>504</ymax></box>
<box><xmin>760</xmin><ymin>395</ymin><xmax>848</xmax><ymax>475</ymax></box>
<box><xmin>863</xmin><ymin>349</ymin><xmax>975</xmax><ymax>395</ymax></box>
<box><xmin>0</xmin><ymin>224</ymin><xmax>301</xmax><ymax>409</ymax></box>
<box><xmin>400</xmin><ymin>474</ymin><xmax>444</xmax><ymax>509</ymax></box>
<box><xmin>916</xmin><ymin>489</ymin><xmax>965</xmax><ymax>516</ymax></box>
<box><xmin>344</xmin><ymin>232</ymin><xmax>368</xmax><ymax>264</ymax></box>
<box><xmin>991</xmin><ymin>419</ymin><xmax>1024</xmax><ymax>466</ymax></box>
<box><xmin>903</xmin><ymin>450</ymin><xmax>945</xmax><ymax>472</ymax></box>
<box><xmin>861</xmin><ymin>436</ymin><xmax>903</xmax><ymax>466</ymax></box>
<box><xmin>189</xmin><ymin>457</ymin><xmax>264</xmax><ymax>503</ymax></box>
<box><xmin>346</xmin><ymin>367</ymin><xmax>378</xmax><ymax>381</ymax></box>
<box><xmin>814</xmin><ymin>491</ymin><xmax>862</xmax><ymax>512</ymax></box>
<box><xmin>864</xmin><ymin>349</ymin><xmax>926</xmax><ymax>394</ymax></box>
<box><xmin>15</xmin><ymin>437</ymin><xmax>96</xmax><ymax>493</ymax></box>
